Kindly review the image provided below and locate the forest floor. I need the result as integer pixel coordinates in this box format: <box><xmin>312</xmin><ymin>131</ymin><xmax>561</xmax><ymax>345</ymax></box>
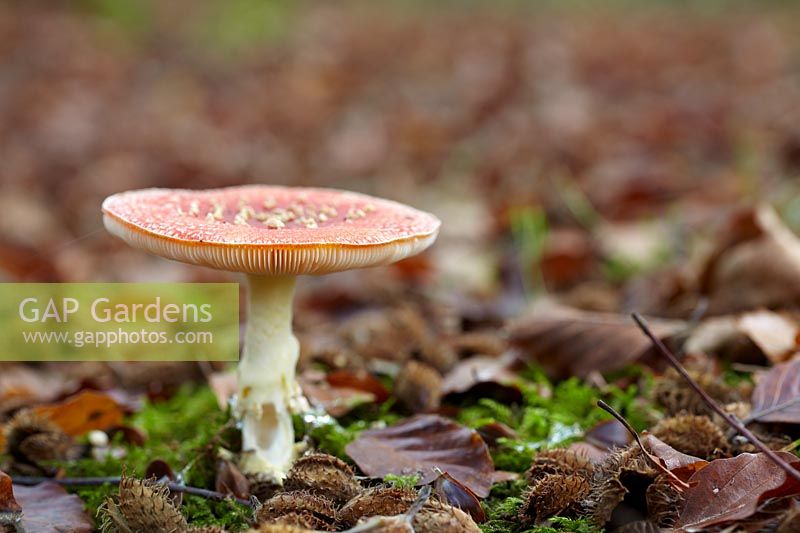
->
<box><xmin>2</xmin><ymin>1</ymin><xmax>800</xmax><ymax>532</ymax></box>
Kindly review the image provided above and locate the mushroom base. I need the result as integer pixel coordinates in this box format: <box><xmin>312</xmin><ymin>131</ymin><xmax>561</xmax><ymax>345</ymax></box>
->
<box><xmin>235</xmin><ymin>274</ymin><xmax>307</xmax><ymax>479</ymax></box>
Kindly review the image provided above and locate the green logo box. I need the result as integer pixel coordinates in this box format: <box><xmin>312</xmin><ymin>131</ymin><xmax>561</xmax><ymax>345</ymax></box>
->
<box><xmin>0</xmin><ymin>283</ymin><xmax>239</xmax><ymax>361</ymax></box>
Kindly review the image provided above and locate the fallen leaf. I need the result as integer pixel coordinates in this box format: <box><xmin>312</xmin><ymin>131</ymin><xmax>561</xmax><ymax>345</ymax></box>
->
<box><xmin>12</xmin><ymin>482</ymin><xmax>93</xmax><ymax>533</ymax></box>
<box><xmin>642</xmin><ymin>434</ymin><xmax>708</xmax><ymax>482</ymax></box>
<box><xmin>0</xmin><ymin>364</ymin><xmax>75</xmax><ymax>416</ymax></box>
<box><xmin>33</xmin><ymin>390</ymin><xmax>125</xmax><ymax>436</ymax></box>
<box><xmin>145</xmin><ymin>459</ymin><xmax>176</xmax><ymax>482</ymax></box>
<box><xmin>508</xmin><ymin>308</ymin><xmax>684</xmax><ymax>378</ymax></box>
<box><xmin>567</xmin><ymin>442</ymin><xmax>610</xmax><ymax>463</ymax></box>
<box><xmin>433</xmin><ymin>471</ymin><xmax>486</xmax><ymax>523</ymax></box>
<box><xmin>441</xmin><ymin>354</ymin><xmax>522</xmax><ymax>403</ymax></box>
<box><xmin>346</xmin><ymin>414</ymin><xmax>495</xmax><ymax>497</ymax></box>
<box><xmin>614</xmin><ymin>521</ymin><xmax>661</xmax><ymax>533</ymax></box>
<box><xmin>540</xmin><ymin>227</ymin><xmax>597</xmax><ymax>290</ymax></box>
<box><xmin>0</xmin><ymin>470</ymin><xmax>20</xmax><ymax>513</ymax></box>
<box><xmin>107</xmin><ymin>425</ymin><xmax>148</xmax><ymax>446</ymax></box>
<box><xmin>751</xmin><ymin>360</ymin><xmax>800</xmax><ymax>424</ymax></box>
<box><xmin>327</xmin><ymin>370</ymin><xmax>390</xmax><ymax>403</ymax></box>
<box><xmin>737</xmin><ymin>310</ymin><xmax>799</xmax><ymax>363</ymax></box>
<box><xmin>215</xmin><ymin>458</ymin><xmax>250</xmax><ymax>500</ymax></box>
<box><xmin>300</xmin><ymin>369</ymin><xmax>377</xmax><ymax>417</ymax></box>
<box><xmin>585</xmin><ymin>420</ymin><xmax>633</xmax><ymax>450</ymax></box>
<box><xmin>677</xmin><ymin>452</ymin><xmax>800</xmax><ymax>530</ymax></box>
<box><xmin>145</xmin><ymin>459</ymin><xmax>181</xmax><ymax>506</ymax></box>
<box><xmin>702</xmin><ymin>206</ymin><xmax>800</xmax><ymax>315</ymax></box>
<box><xmin>476</xmin><ymin>422</ymin><xmax>519</xmax><ymax>448</ymax></box>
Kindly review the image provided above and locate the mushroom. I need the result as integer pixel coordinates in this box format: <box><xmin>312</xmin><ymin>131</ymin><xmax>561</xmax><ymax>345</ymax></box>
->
<box><xmin>102</xmin><ymin>186</ymin><xmax>440</xmax><ymax>479</ymax></box>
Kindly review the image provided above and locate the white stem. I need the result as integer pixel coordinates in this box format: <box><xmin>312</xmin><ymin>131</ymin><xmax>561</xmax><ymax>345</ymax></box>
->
<box><xmin>236</xmin><ymin>274</ymin><xmax>302</xmax><ymax>479</ymax></box>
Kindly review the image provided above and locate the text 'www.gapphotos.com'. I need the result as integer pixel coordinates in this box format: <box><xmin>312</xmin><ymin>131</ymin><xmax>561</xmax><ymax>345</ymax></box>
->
<box><xmin>22</xmin><ymin>329</ymin><xmax>214</xmax><ymax>348</ymax></box>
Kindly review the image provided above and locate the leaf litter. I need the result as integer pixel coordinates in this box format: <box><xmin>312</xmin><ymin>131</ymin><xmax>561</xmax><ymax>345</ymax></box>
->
<box><xmin>3</xmin><ymin>2</ymin><xmax>800</xmax><ymax>532</ymax></box>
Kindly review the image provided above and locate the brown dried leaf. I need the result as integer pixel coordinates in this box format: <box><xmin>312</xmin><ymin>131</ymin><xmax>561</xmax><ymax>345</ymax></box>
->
<box><xmin>751</xmin><ymin>360</ymin><xmax>800</xmax><ymax>424</ymax></box>
<box><xmin>300</xmin><ymin>369</ymin><xmax>377</xmax><ymax>418</ymax></box>
<box><xmin>433</xmin><ymin>470</ymin><xmax>486</xmax><ymax>523</ymax></box>
<box><xmin>327</xmin><ymin>370</ymin><xmax>390</xmax><ymax>403</ymax></box>
<box><xmin>0</xmin><ymin>470</ymin><xmax>20</xmax><ymax>513</ymax></box>
<box><xmin>476</xmin><ymin>422</ymin><xmax>519</xmax><ymax>448</ymax></box>
<box><xmin>441</xmin><ymin>354</ymin><xmax>522</xmax><ymax>403</ymax></box>
<box><xmin>13</xmin><ymin>482</ymin><xmax>93</xmax><ymax>532</ymax></box>
<box><xmin>215</xmin><ymin>458</ymin><xmax>250</xmax><ymax>500</ymax></box>
<box><xmin>508</xmin><ymin>309</ymin><xmax>683</xmax><ymax>378</ymax></box>
<box><xmin>737</xmin><ymin>311</ymin><xmax>799</xmax><ymax>364</ymax></box>
<box><xmin>677</xmin><ymin>452</ymin><xmax>800</xmax><ymax>529</ymax></box>
<box><xmin>0</xmin><ymin>363</ymin><xmax>74</xmax><ymax>416</ymax></box>
<box><xmin>32</xmin><ymin>390</ymin><xmax>125</xmax><ymax>436</ymax></box>
<box><xmin>345</xmin><ymin>414</ymin><xmax>494</xmax><ymax>497</ymax></box>
<box><xmin>702</xmin><ymin>206</ymin><xmax>800</xmax><ymax>315</ymax></box>
<box><xmin>585</xmin><ymin>420</ymin><xmax>633</xmax><ymax>450</ymax></box>
<box><xmin>567</xmin><ymin>442</ymin><xmax>610</xmax><ymax>463</ymax></box>
<box><xmin>145</xmin><ymin>459</ymin><xmax>182</xmax><ymax>506</ymax></box>
<box><xmin>107</xmin><ymin>425</ymin><xmax>148</xmax><ymax>446</ymax></box>
<box><xmin>642</xmin><ymin>434</ymin><xmax>708</xmax><ymax>482</ymax></box>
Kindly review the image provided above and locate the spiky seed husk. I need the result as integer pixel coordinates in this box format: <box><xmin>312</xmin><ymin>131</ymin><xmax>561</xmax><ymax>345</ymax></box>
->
<box><xmin>652</xmin><ymin>368</ymin><xmax>741</xmax><ymax>416</ymax></box>
<box><xmin>284</xmin><ymin>453</ymin><xmax>362</xmax><ymax>505</ymax></box>
<box><xmin>247</xmin><ymin>472</ymin><xmax>281</xmax><ymax>503</ymax></box>
<box><xmin>352</xmin><ymin>516</ymin><xmax>414</xmax><ymax>533</ymax></box>
<box><xmin>269</xmin><ymin>511</ymin><xmax>333</xmax><ymax>531</ymax></box>
<box><xmin>2</xmin><ymin>410</ymin><xmax>76</xmax><ymax>466</ymax></box>
<box><xmin>101</xmin><ymin>476</ymin><xmax>188</xmax><ymax>533</ymax></box>
<box><xmin>255</xmin><ymin>491</ymin><xmax>337</xmax><ymax>531</ymax></box>
<box><xmin>338</xmin><ymin>487</ymin><xmax>417</xmax><ymax>528</ymax></box>
<box><xmin>518</xmin><ymin>473</ymin><xmax>589</xmax><ymax>525</ymax></box>
<box><xmin>18</xmin><ymin>431</ymin><xmax>77</xmax><ymax>464</ymax></box>
<box><xmin>645</xmin><ymin>474</ymin><xmax>684</xmax><ymax>528</ymax></box>
<box><xmin>650</xmin><ymin>414</ymin><xmax>730</xmax><ymax>459</ymax></box>
<box><xmin>247</xmin><ymin>525</ymin><xmax>315</xmax><ymax>533</ymax></box>
<box><xmin>393</xmin><ymin>360</ymin><xmax>442</xmax><ymax>413</ymax></box>
<box><xmin>579</xmin><ymin>445</ymin><xmax>657</xmax><ymax>527</ymax></box>
<box><xmin>526</xmin><ymin>448</ymin><xmax>595</xmax><ymax>484</ymax></box>
<box><xmin>413</xmin><ymin>501</ymin><xmax>481</xmax><ymax>532</ymax></box>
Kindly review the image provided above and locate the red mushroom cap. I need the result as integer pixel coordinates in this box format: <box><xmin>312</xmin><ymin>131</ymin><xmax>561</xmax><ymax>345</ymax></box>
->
<box><xmin>102</xmin><ymin>186</ymin><xmax>440</xmax><ymax>275</ymax></box>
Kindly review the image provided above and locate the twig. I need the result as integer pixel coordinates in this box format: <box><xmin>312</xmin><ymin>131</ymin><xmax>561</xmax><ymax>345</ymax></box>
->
<box><xmin>10</xmin><ymin>476</ymin><xmax>253</xmax><ymax>507</ymax></box>
<box><xmin>632</xmin><ymin>312</ymin><xmax>800</xmax><ymax>484</ymax></box>
<box><xmin>742</xmin><ymin>395</ymin><xmax>800</xmax><ymax>425</ymax></box>
<box><xmin>597</xmin><ymin>400</ymin><xmax>689</xmax><ymax>490</ymax></box>
<box><xmin>596</xmin><ymin>400</ymin><xmax>644</xmax><ymax>452</ymax></box>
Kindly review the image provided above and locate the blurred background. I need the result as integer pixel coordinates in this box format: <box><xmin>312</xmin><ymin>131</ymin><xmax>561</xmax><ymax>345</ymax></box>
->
<box><xmin>2</xmin><ymin>0</ymin><xmax>800</xmax><ymax>306</ymax></box>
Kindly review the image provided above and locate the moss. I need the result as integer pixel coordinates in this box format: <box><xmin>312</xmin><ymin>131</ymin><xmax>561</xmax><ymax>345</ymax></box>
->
<box><xmin>471</xmin><ymin>367</ymin><xmax>657</xmax><ymax>532</ymax></box>
<box><xmin>295</xmin><ymin>400</ymin><xmax>402</xmax><ymax>461</ymax></box>
<box><xmin>384</xmin><ymin>473</ymin><xmax>422</xmax><ymax>489</ymax></box>
<box><xmin>4</xmin><ymin>366</ymin><xmax>658</xmax><ymax>532</ymax></box>
<box><xmin>480</xmin><ymin>480</ymin><xmax>602</xmax><ymax>533</ymax></box>
<box><xmin>458</xmin><ymin>367</ymin><xmax>657</xmax><ymax>475</ymax></box>
<box><xmin>59</xmin><ymin>385</ymin><xmax>250</xmax><ymax>531</ymax></box>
